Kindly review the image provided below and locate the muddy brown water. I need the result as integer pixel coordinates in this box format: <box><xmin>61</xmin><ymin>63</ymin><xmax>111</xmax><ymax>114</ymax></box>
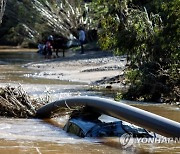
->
<box><xmin>0</xmin><ymin>50</ymin><xmax>179</xmax><ymax>153</ymax></box>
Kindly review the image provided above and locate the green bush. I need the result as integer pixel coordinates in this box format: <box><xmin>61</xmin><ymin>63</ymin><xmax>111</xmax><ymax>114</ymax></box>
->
<box><xmin>91</xmin><ymin>0</ymin><xmax>179</xmax><ymax>103</ymax></box>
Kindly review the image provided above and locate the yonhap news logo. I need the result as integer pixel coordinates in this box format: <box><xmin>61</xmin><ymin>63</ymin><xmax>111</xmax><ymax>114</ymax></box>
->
<box><xmin>119</xmin><ymin>133</ymin><xmax>180</xmax><ymax>148</ymax></box>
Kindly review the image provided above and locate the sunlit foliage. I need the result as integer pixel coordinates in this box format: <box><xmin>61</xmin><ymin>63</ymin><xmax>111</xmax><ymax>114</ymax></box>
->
<box><xmin>91</xmin><ymin>0</ymin><xmax>179</xmax><ymax>102</ymax></box>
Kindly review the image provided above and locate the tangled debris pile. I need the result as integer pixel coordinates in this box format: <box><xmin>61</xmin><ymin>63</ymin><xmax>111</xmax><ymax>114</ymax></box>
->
<box><xmin>0</xmin><ymin>85</ymin><xmax>45</xmax><ymax>118</ymax></box>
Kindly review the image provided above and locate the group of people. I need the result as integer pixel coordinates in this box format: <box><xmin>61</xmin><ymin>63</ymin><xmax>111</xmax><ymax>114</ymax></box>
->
<box><xmin>37</xmin><ymin>27</ymin><xmax>86</xmax><ymax>58</ymax></box>
<box><xmin>37</xmin><ymin>35</ymin><xmax>53</xmax><ymax>58</ymax></box>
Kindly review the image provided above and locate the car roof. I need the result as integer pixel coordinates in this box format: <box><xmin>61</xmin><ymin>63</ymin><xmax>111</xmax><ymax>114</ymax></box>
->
<box><xmin>98</xmin><ymin>114</ymin><xmax>121</xmax><ymax>123</ymax></box>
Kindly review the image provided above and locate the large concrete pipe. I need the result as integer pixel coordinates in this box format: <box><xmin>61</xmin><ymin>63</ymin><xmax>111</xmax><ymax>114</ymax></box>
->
<box><xmin>36</xmin><ymin>96</ymin><xmax>180</xmax><ymax>137</ymax></box>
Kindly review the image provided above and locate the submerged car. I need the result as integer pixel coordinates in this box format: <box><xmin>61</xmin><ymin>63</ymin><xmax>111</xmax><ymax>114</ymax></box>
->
<box><xmin>63</xmin><ymin>108</ymin><xmax>153</xmax><ymax>138</ymax></box>
<box><xmin>37</xmin><ymin>96</ymin><xmax>179</xmax><ymax>137</ymax></box>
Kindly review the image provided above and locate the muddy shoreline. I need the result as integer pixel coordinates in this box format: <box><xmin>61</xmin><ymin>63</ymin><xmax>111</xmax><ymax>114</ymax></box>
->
<box><xmin>0</xmin><ymin>46</ymin><xmax>37</xmax><ymax>52</ymax></box>
<box><xmin>24</xmin><ymin>50</ymin><xmax>127</xmax><ymax>89</ymax></box>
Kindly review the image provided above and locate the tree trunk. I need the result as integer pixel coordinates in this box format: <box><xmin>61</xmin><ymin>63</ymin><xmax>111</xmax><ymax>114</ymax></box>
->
<box><xmin>0</xmin><ymin>0</ymin><xmax>6</xmax><ymax>24</ymax></box>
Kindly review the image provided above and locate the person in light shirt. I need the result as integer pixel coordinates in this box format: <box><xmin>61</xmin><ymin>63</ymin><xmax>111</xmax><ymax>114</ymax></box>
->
<box><xmin>78</xmin><ymin>27</ymin><xmax>86</xmax><ymax>54</ymax></box>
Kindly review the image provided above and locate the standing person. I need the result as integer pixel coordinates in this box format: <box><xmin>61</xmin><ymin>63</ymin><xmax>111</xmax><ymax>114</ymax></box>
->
<box><xmin>78</xmin><ymin>27</ymin><xmax>86</xmax><ymax>54</ymax></box>
<box><xmin>45</xmin><ymin>35</ymin><xmax>53</xmax><ymax>58</ymax></box>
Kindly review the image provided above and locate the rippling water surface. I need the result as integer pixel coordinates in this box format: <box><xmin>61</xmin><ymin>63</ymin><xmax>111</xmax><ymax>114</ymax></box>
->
<box><xmin>0</xmin><ymin>50</ymin><xmax>179</xmax><ymax>153</ymax></box>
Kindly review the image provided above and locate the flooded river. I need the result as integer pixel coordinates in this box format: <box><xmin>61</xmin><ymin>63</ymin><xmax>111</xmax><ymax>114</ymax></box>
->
<box><xmin>0</xmin><ymin>50</ymin><xmax>179</xmax><ymax>153</ymax></box>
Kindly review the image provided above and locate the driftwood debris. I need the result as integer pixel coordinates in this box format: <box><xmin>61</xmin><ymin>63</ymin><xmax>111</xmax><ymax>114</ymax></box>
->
<box><xmin>0</xmin><ymin>85</ymin><xmax>44</xmax><ymax>118</ymax></box>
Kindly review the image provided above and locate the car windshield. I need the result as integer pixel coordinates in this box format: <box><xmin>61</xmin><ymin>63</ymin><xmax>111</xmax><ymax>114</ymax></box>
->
<box><xmin>68</xmin><ymin>118</ymin><xmax>97</xmax><ymax>135</ymax></box>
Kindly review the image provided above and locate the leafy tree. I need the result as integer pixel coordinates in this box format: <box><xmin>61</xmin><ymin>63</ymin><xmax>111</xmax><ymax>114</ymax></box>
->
<box><xmin>91</xmin><ymin>0</ymin><xmax>179</xmax><ymax>102</ymax></box>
